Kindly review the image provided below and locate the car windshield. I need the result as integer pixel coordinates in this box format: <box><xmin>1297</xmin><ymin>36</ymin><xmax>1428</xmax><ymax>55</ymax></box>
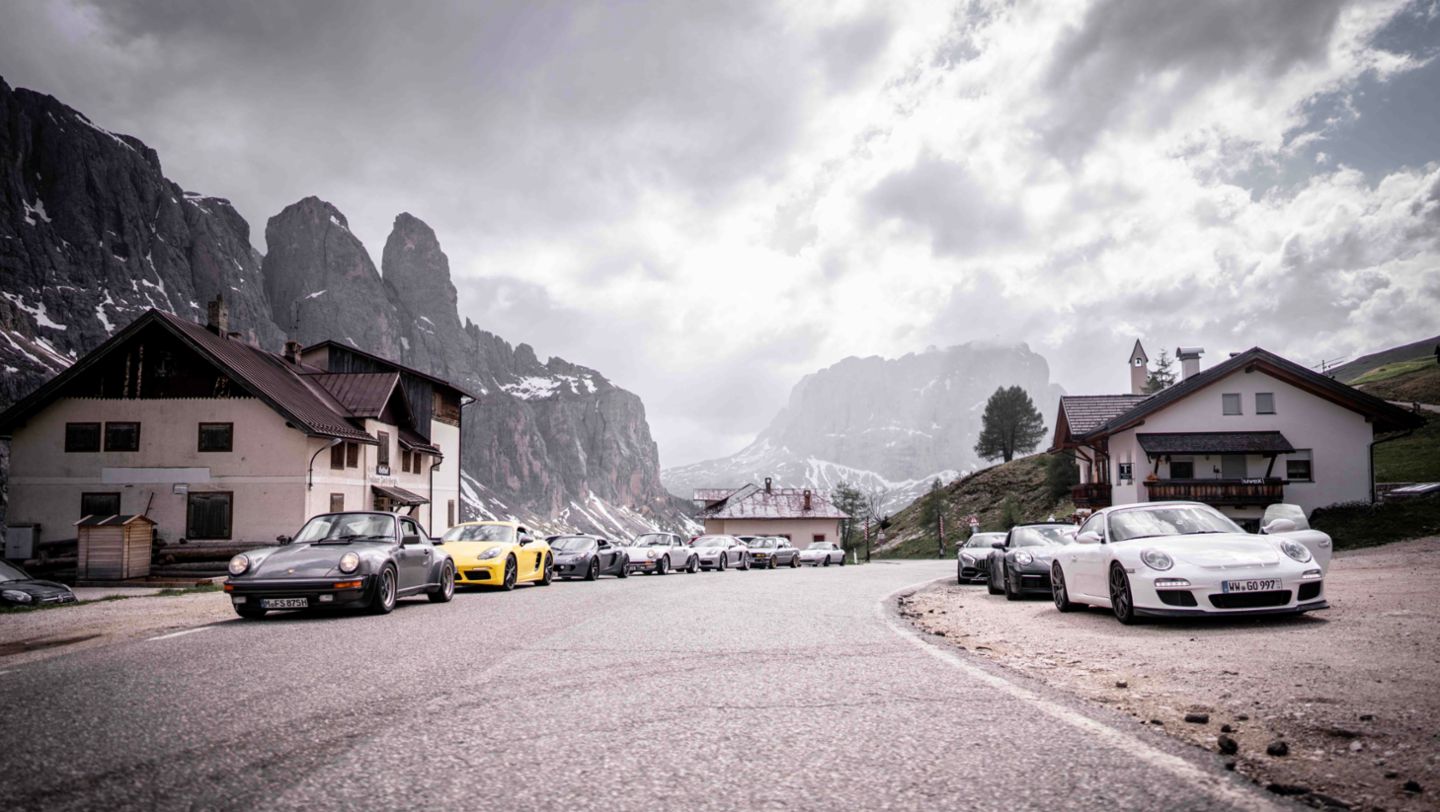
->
<box><xmin>1108</xmin><ymin>506</ymin><xmax>1243</xmax><ymax>542</ymax></box>
<box><xmin>442</xmin><ymin>524</ymin><xmax>517</xmax><ymax>543</ymax></box>
<box><xmin>1011</xmin><ymin>526</ymin><xmax>1072</xmax><ymax>548</ymax></box>
<box><xmin>294</xmin><ymin>513</ymin><xmax>395</xmax><ymax>543</ymax></box>
<box><xmin>748</xmin><ymin>538</ymin><xmax>777</xmax><ymax>549</ymax></box>
<box><xmin>0</xmin><ymin>559</ymin><xmax>30</xmax><ymax>582</ymax></box>
<box><xmin>693</xmin><ymin>537</ymin><xmax>727</xmax><ymax>548</ymax></box>
<box><xmin>632</xmin><ymin>534</ymin><xmax>670</xmax><ymax>547</ymax></box>
<box><xmin>550</xmin><ymin>536</ymin><xmax>596</xmax><ymax>552</ymax></box>
<box><xmin>966</xmin><ymin>534</ymin><xmax>1003</xmax><ymax>548</ymax></box>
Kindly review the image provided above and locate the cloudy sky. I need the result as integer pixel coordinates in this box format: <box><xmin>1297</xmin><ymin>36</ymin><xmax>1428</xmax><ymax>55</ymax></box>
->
<box><xmin>2</xmin><ymin>0</ymin><xmax>1438</xmax><ymax>467</ymax></box>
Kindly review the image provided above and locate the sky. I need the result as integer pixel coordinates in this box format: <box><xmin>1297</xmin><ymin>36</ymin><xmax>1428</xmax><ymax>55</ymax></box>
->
<box><xmin>2</xmin><ymin>0</ymin><xmax>1438</xmax><ymax>468</ymax></box>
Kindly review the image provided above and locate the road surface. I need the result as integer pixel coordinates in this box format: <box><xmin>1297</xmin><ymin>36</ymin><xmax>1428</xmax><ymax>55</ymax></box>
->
<box><xmin>0</xmin><ymin>561</ymin><xmax>1279</xmax><ymax>811</ymax></box>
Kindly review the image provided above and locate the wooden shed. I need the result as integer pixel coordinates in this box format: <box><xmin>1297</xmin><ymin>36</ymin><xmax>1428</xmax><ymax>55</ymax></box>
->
<box><xmin>75</xmin><ymin>515</ymin><xmax>156</xmax><ymax>580</ymax></box>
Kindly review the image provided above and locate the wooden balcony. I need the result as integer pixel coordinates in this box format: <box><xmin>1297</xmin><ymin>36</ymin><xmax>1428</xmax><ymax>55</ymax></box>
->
<box><xmin>1071</xmin><ymin>482</ymin><xmax>1113</xmax><ymax>509</ymax></box>
<box><xmin>1143</xmin><ymin>479</ymin><xmax>1284</xmax><ymax>507</ymax></box>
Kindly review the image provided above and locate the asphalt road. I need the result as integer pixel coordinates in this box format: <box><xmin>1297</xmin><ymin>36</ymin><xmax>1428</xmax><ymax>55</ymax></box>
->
<box><xmin>0</xmin><ymin>561</ymin><xmax>1283</xmax><ymax>811</ymax></box>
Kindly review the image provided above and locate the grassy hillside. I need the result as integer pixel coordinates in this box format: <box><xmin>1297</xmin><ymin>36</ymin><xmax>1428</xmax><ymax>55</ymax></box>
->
<box><xmin>1356</xmin><ymin>363</ymin><xmax>1440</xmax><ymax>405</ymax></box>
<box><xmin>875</xmin><ymin>454</ymin><xmax>1073</xmax><ymax>559</ymax></box>
<box><xmin>1330</xmin><ymin>335</ymin><xmax>1439</xmax><ymax>383</ymax></box>
<box><xmin>1374</xmin><ymin>412</ymin><xmax>1440</xmax><ymax>482</ymax></box>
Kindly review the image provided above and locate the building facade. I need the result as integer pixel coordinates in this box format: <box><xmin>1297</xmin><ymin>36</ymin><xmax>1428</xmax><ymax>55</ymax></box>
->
<box><xmin>695</xmin><ymin>480</ymin><xmax>847</xmax><ymax>546</ymax></box>
<box><xmin>0</xmin><ymin>301</ymin><xmax>472</xmax><ymax>547</ymax></box>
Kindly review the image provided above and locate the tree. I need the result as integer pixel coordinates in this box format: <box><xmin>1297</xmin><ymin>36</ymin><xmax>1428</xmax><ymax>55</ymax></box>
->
<box><xmin>831</xmin><ymin>483</ymin><xmax>867</xmax><ymax>554</ymax></box>
<box><xmin>1144</xmin><ymin>350</ymin><xmax>1177</xmax><ymax>393</ymax></box>
<box><xmin>1045</xmin><ymin>453</ymin><xmax>1080</xmax><ymax>501</ymax></box>
<box><xmin>999</xmin><ymin>495</ymin><xmax>1023</xmax><ymax>530</ymax></box>
<box><xmin>974</xmin><ymin>386</ymin><xmax>1047</xmax><ymax>463</ymax></box>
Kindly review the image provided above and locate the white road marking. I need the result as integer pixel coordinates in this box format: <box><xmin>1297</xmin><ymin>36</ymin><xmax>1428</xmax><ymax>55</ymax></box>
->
<box><xmin>147</xmin><ymin>627</ymin><xmax>213</xmax><ymax>642</ymax></box>
<box><xmin>879</xmin><ymin>576</ymin><xmax>1280</xmax><ymax>812</ymax></box>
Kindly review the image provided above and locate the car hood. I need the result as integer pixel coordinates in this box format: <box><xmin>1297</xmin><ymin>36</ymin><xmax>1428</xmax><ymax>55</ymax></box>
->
<box><xmin>623</xmin><ymin>546</ymin><xmax>664</xmax><ymax>557</ymax></box>
<box><xmin>553</xmin><ymin>551</ymin><xmax>592</xmax><ymax>562</ymax></box>
<box><xmin>445</xmin><ymin>541</ymin><xmax>510</xmax><ymax>562</ymax></box>
<box><xmin>694</xmin><ymin>547</ymin><xmax>723</xmax><ymax>555</ymax></box>
<box><xmin>1137</xmin><ymin>535</ymin><xmax>1283</xmax><ymax>568</ymax></box>
<box><xmin>248</xmin><ymin>543</ymin><xmax>367</xmax><ymax>579</ymax></box>
<box><xmin>1</xmin><ymin>579</ymin><xmax>75</xmax><ymax>599</ymax></box>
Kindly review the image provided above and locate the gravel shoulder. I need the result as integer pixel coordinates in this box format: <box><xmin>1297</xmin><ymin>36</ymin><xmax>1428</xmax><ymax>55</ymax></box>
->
<box><xmin>904</xmin><ymin>537</ymin><xmax>1440</xmax><ymax>811</ymax></box>
<box><xmin>0</xmin><ymin>591</ymin><xmax>230</xmax><ymax>667</ymax></box>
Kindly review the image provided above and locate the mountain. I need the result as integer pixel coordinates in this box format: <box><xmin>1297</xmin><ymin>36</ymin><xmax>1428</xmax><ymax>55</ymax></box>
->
<box><xmin>1328</xmin><ymin>334</ymin><xmax>1440</xmax><ymax>384</ymax></box>
<box><xmin>662</xmin><ymin>343</ymin><xmax>1065</xmax><ymax>515</ymax></box>
<box><xmin>0</xmin><ymin>76</ymin><xmax>688</xmax><ymax>538</ymax></box>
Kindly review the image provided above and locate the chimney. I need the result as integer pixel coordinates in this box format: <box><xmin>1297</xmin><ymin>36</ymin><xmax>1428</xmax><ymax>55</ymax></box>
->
<box><xmin>206</xmin><ymin>294</ymin><xmax>229</xmax><ymax>336</ymax></box>
<box><xmin>1128</xmin><ymin>339</ymin><xmax>1149</xmax><ymax>395</ymax></box>
<box><xmin>283</xmin><ymin>340</ymin><xmax>302</xmax><ymax>365</ymax></box>
<box><xmin>803</xmin><ymin>489</ymin><xmax>812</xmax><ymax>511</ymax></box>
<box><xmin>764</xmin><ymin>477</ymin><xmax>773</xmax><ymax>494</ymax></box>
<box><xmin>1177</xmin><ymin>346</ymin><xmax>1205</xmax><ymax>380</ymax></box>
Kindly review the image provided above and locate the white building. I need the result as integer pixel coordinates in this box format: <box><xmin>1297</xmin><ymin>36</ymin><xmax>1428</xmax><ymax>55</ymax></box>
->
<box><xmin>695</xmin><ymin>479</ymin><xmax>848</xmax><ymax>546</ymax></box>
<box><xmin>1050</xmin><ymin>343</ymin><xmax>1423</xmax><ymax>527</ymax></box>
<box><xmin>0</xmin><ymin>299</ymin><xmax>472</xmax><ymax>547</ymax></box>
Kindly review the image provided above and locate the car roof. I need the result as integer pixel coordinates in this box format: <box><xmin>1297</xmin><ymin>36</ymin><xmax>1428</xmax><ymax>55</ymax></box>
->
<box><xmin>453</xmin><ymin>520</ymin><xmax>523</xmax><ymax>528</ymax></box>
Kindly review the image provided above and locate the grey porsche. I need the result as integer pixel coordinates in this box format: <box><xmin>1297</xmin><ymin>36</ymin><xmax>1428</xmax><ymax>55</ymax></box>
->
<box><xmin>224</xmin><ymin>511</ymin><xmax>455</xmax><ymax>619</ymax></box>
<box><xmin>550</xmin><ymin>535</ymin><xmax>630</xmax><ymax>580</ymax></box>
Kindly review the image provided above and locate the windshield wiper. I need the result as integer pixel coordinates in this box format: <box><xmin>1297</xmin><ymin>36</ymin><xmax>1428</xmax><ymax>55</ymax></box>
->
<box><xmin>318</xmin><ymin>534</ymin><xmax>388</xmax><ymax>544</ymax></box>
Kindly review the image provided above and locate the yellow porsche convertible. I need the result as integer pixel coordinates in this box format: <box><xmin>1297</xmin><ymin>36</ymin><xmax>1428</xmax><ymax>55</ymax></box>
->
<box><xmin>441</xmin><ymin>521</ymin><xmax>552</xmax><ymax>590</ymax></box>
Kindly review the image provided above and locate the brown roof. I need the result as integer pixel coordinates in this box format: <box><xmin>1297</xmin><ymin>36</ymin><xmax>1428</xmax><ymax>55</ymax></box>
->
<box><xmin>372</xmin><ymin>484</ymin><xmax>428</xmax><ymax>507</ymax></box>
<box><xmin>702</xmin><ymin>486</ymin><xmax>849</xmax><ymax>520</ymax></box>
<box><xmin>300</xmin><ymin>339</ymin><xmax>478</xmax><ymax>401</ymax></box>
<box><xmin>1060</xmin><ymin>394</ymin><xmax>1150</xmax><ymax>435</ymax></box>
<box><xmin>1136</xmin><ymin>431</ymin><xmax>1295</xmax><ymax>456</ymax></box>
<box><xmin>310</xmin><ymin>372</ymin><xmax>401</xmax><ymax>418</ymax></box>
<box><xmin>399</xmin><ymin>428</ymin><xmax>440</xmax><ymax>454</ymax></box>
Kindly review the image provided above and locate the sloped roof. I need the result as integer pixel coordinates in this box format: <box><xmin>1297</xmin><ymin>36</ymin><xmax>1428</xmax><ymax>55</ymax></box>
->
<box><xmin>399</xmin><ymin>427</ymin><xmax>440</xmax><ymax>454</ymax></box>
<box><xmin>693</xmin><ymin>488</ymin><xmax>738</xmax><ymax>503</ymax></box>
<box><xmin>1060</xmin><ymin>394</ymin><xmax>1150</xmax><ymax>435</ymax></box>
<box><xmin>311</xmin><ymin>372</ymin><xmax>401</xmax><ymax>418</ymax></box>
<box><xmin>1137</xmin><ymin>431</ymin><xmax>1295</xmax><ymax>456</ymax></box>
<box><xmin>300</xmin><ymin>339</ymin><xmax>478</xmax><ymax>400</ymax></box>
<box><xmin>702</xmin><ymin>486</ymin><xmax>849</xmax><ymax>520</ymax></box>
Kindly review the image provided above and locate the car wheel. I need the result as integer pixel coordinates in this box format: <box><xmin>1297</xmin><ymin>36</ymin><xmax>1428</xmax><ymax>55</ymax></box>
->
<box><xmin>740</xmin><ymin>554</ymin><xmax>750</xmax><ymax>571</ymax></box>
<box><xmin>956</xmin><ymin>563</ymin><xmax>964</xmax><ymax>585</ymax></box>
<box><xmin>823</xmin><ymin>557</ymin><xmax>831</xmax><ymax>567</ymax></box>
<box><xmin>585</xmin><ymin>559</ymin><xmax>600</xmax><ymax>581</ymax></box>
<box><xmin>767</xmin><ymin>557</ymin><xmax>775</xmax><ymax>570</ymax></box>
<box><xmin>537</xmin><ymin>554</ymin><xmax>554</xmax><ymax>587</ymax></box>
<box><xmin>428</xmin><ymin>562</ymin><xmax>456</xmax><ymax>603</ymax></box>
<box><xmin>1051</xmin><ymin>563</ymin><xmax>1076</xmax><ymax>612</ymax></box>
<box><xmin>717</xmin><ymin>554</ymin><xmax>727</xmax><ymax>572</ymax></box>
<box><xmin>656</xmin><ymin>558</ymin><xmax>669</xmax><ymax>575</ymax></box>
<box><xmin>1109</xmin><ymin>563</ymin><xmax>1138</xmax><ymax>625</ymax></box>
<box><xmin>500</xmin><ymin>556</ymin><xmax>518</xmax><ymax>591</ymax></box>
<box><xmin>234</xmin><ymin>605</ymin><xmax>267</xmax><ymax>620</ymax></box>
<box><xmin>618</xmin><ymin>557</ymin><xmax>630</xmax><ymax>578</ymax></box>
<box><xmin>986</xmin><ymin>565</ymin><xmax>1003</xmax><ymax>595</ymax></box>
<box><xmin>790</xmin><ymin>554</ymin><xmax>799</xmax><ymax>568</ymax></box>
<box><xmin>687</xmin><ymin>556</ymin><xmax>699</xmax><ymax>574</ymax></box>
<box><xmin>1004</xmin><ymin>565</ymin><xmax>1021</xmax><ymax>601</ymax></box>
<box><xmin>369</xmin><ymin>565</ymin><xmax>398</xmax><ymax>614</ymax></box>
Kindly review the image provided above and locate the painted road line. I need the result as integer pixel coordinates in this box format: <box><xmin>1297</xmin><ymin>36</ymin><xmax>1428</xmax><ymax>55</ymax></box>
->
<box><xmin>878</xmin><ymin>576</ymin><xmax>1280</xmax><ymax>812</ymax></box>
<box><xmin>147</xmin><ymin>627</ymin><xmax>213</xmax><ymax>642</ymax></box>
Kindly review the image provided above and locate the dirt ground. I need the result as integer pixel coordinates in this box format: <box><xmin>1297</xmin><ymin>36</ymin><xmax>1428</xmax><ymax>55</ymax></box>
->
<box><xmin>904</xmin><ymin>537</ymin><xmax>1440</xmax><ymax>811</ymax></box>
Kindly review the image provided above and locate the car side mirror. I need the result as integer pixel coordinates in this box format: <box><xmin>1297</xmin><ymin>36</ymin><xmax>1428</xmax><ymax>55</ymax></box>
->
<box><xmin>402</xmin><ymin>534</ymin><xmax>422</xmax><ymax>546</ymax></box>
<box><xmin>431</xmin><ymin>537</ymin><xmax>444</xmax><ymax>545</ymax></box>
<box><xmin>598</xmin><ymin>540</ymin><xmax>610</xmax><ymax>548</ymax></box>
<box><xmin>1261</xmin><ymin>518</ymin><xmax>1296</xmax><ymax>534</ymax></box>
<box><xmin>276</xmin><ymin>534</ymin><xmax>292</xmax><ymax>545</ymax></box>
<box><xmin>990</xmin><ymin>541</ymin><xmax>1006</xmax><ymax>549</ymax></box>
<box><xmin>1076</xmin><ymin>532</ymin><xmax>1102</xmax><ymax>545</ymax></box>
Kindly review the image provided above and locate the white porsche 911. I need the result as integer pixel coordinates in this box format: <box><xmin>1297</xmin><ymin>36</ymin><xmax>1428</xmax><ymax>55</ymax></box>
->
<box><xmin>1049</xmin><ymin>501</ymin><xmax>1331</xmax><ymax>624</ymax></box>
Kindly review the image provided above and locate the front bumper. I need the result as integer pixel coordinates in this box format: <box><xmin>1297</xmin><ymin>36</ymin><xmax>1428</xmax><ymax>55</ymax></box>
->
<box><xmin>455</xmin><ymin>558</ymin><xmax>504</xmax><ymax>585</ymax></box>
<box><xmin>1133</xmin><ymin>573</ymin><xmax>1328</xmax><ymax>616</ymax></box>
<box><xmin>627</xmin><ymin>559</ymin><xmax>663</xmax><ymax>573</ymax></box>
<box><xmin>1011</xmin><ymin>564</ymin><xmax>1054</xmax><ymax>595</ymax></box>
<box><xmin>552</xmin><ymin>557</ymin><xmax>589</xmax><ymax>578</ymax></box>
<box><xmin>225</xmin><ymin>575</ymin><xmax>373</xmax><ymax>608</ymax></box>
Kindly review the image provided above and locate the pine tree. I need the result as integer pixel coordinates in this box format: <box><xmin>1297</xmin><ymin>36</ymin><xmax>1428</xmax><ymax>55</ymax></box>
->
<box><xmin>973</xmin><ymin>386</ymin><xmax>1047</xmax><ymax>463</ymax></box>
<box><xmin>1144</xmin><ymin>350</ymin><xmax>1177</xmax><ymax>393</ymax></box>
<box><xmin>831</xmin><ymin>483</ymin><xmax>867</xmax><ymax>554</ymax></box>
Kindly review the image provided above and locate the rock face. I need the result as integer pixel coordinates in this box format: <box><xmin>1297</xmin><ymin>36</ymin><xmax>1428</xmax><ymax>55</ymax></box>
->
<box><xmin>663</xmin><ymin>343</ymin><xmax>1065</xmax><ymax>514</ymax></box>
<box><xmin>0</xmin><ymin>77</ymin><xmax>687</xmax><ymax>537</ymax></box>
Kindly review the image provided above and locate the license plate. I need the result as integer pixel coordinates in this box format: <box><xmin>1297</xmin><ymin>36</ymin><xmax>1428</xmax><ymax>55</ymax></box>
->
<box><xmin>261</xmin><ymin>597</ymin><xmax>309</xmax><ymax>609</ymax></box>
<box><xmin>1222</xmin><ymin>578</ymin><xmax>1281</xmax><ymax>593</ymax></box>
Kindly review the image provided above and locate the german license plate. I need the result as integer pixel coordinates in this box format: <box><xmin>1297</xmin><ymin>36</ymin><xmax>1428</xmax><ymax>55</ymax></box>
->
<box><xmin>261</xmin><ymin>597</ymin><xmax>309</xmax><ymax>609</ymax></box>
<box><xmin>1222</xmin><ymin>578</ymin><xmax>1281</xmax><ymax>593</ymax></box>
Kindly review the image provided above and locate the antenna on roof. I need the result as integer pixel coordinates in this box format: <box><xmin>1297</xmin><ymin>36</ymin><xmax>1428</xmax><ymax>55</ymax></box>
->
<box><xmin>1313</xmin><ymin>356</ymin><xmax>1347</xmax><ymax>376</ymax></box>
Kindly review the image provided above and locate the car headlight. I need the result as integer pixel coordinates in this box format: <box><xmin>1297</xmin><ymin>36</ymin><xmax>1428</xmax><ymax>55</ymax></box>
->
<box><xmin>339</xmin><ymin>552</ymin><xmax>361</xmax><ymax>573</ymax></box>
<box><xmin>478</xmin><ymin>547</ymin><xmax>504</xmax><ymax>560</ymax></box>
<box><xmin>1280</xmin><ymin>540</ymin><xmax>1312</xmax><ymax>563</ymax></box>
<box><xmin>1140</xmin><ymin>549</ymin><xmax>1173</xmax><ymax>571</ymax></box>
<box><xmin>2</xmin><ymin>589</ymin><xmax>34</xmax><ymax>604</ymax></box>
<box><xmin>961</xmin><ymin>554</ymin><xmax>974</xmax><ymax>564</ymax></box>
<box><xmin>1013</xmin><ymin>551</ymin><xmax>1034</xmax><ymax>566</ymax></box>
<box><xmin>228</xmin><ymin>554</ymin><xmax>250</xmax><ymax>576</ymax></box>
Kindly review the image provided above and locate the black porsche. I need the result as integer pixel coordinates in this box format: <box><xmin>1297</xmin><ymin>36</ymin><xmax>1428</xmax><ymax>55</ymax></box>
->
<box><xmin>224</xmin><ymin>511</ymin><xmax>454</xmax><ymax>619</ymax></box>
<box><xmin>549</xmin><ymin>535</ymin><xmax>630</xmax><ymax>580</ymax></box>
<box><xmin>0</xmin><ymin>559</ymin><xmax>79</xmax><ymax>607</ymax></box>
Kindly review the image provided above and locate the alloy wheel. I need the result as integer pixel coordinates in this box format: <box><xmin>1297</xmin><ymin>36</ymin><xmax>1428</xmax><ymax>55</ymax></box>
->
<box><xmin>502</xmin><ymin>556</ymin><xmax>517</xmax><ymax>590</ymax></box>
<box><xmin>1109</xmin><ymin>565</ymin><xmax>1136</xmax><ymax>624</ymax></box>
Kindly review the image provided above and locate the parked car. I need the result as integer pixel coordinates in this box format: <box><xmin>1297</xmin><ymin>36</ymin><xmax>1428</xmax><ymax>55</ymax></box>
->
<box><xmin>550</xmin><ymin>535</ymin><xmax>629</xmax><ymax>580</ymax></box>
<box><xmin>691</xmin><ymin>534</ymin><xmax>750</xmax><ymax>571</ymax></box>
<box><xmin>0</xmin><ymin>559</ymin><xmax>78</xmax><ymax>607</ymax></box>
<box><xmin>799</xmin><ymin>541</ymin><xmax>845</xmax><ymax>566</ymax></box>
<box><xmin>224</xmin><ymin>511</ymin><xmax>454</xmax><ymax>619</ymax></box>
<box><xmin>1049</xmin><ymin>501</ymin><xmax>1329</xmax><ymax>624</ymax></box>
<box><xmin>1260</xmin><ymin>503</ymin><xmax>1333</xmax><ymax>570</ymax></box>
<box><xmin>957</xmin><ymin>532</ymin><xmax>1006</xmax><ymax>584</ymax></box>
<box><xmin>745</xmin><ymin>537</ymin><xmax>800</xmax><ymax>569</ymax></box>
<box><xmin>624</xmin><ymin>532</ymin><xmax>698</xmax><ymax>575</ymax></box>
<box><xmin>987</xmin><ymin>523</ymin><xmax>1074</xmax><ymax>600</ymax></box>
<box><xmin>442</xmin><ymin>521</ymin><xmax>552</xmax><ymax>590</ymax></box>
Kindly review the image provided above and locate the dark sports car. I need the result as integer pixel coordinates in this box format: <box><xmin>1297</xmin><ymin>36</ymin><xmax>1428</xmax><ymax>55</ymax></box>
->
<box><xmin>550</xmin><ymin>535</ymin><xmax>629</xmax><ymax>580</ymax></box>
<box><xmin>224</xmin><ymin>511</ymin><xmax>454</xmax><ymax>619</ymax></box>
<box><xmin>0</xmin><ymin>559</ymin><xmax>78</xmax><ymax>607</ymax></box>
<box><xmin>987</xmin><ymin>523</ymin><xmax>1075</xmax><ymax>600</ymax></box>
<box><xmin>956</xmin><ymin>532</ymin><xmax>1006</xmax><ymax>584</ymax></box>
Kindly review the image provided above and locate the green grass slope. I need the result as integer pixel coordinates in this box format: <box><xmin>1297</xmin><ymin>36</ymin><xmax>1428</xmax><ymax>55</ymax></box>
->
<box><xmin>1356</xmin><ymin>363</ymin><xmax>1440</xmax><ymax>405</ymax></box>
<box><xmin>1330</xmin><ymin>335</ymin><xmax>1439</xmax><ymax>383</ymax></box>
<box><xmin>875</xmin><ymin>454</ymin><xmax>1074</xmax><ymax>559</ymax></box>
<box><xmin>1373</xmin><ymin>412</ymin><xmax>1440</xmax><ymax>483</ymax></box>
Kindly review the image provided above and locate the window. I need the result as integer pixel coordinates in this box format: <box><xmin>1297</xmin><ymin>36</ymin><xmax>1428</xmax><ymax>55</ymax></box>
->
<box><xmin>1170</xmin><ymin>459</ymin><xmax>1195</xmax><ymax>479</ymax></box>
<box><xmin>401</xmin><ymin>518</ymin><xmax>422</xmax><ymax>540</ymax></box>
<box><xmin>197</xmin><ymin>422</ymin><xmax>233</xmax><ymax>452</ymax></box>
<box><xmin>104</xmin><ymin>422</ymin><xmax>141</xmax><ymax>451</ymax></box>
<box><xmin>812</xmin><ymin>534</ymin><xmax>826</xmax><ymax>543</ymax></box>
<box><xmin>81</xmin><ymin>492</ymin><xmax>121</xmax><ymax>517</ymax></box>
<box><xmin>377</xmin><ymin>431</ymin><xmax>390</xmax><ymax>472</ymax></box>
<box><xmin>447</xmin><ymin>500</ymin><xmax>456</xmax><ymax>527</ymax></box>
<box><xmin>1221</xmin><ymin>455</ymin><xmax>1247</xmax><ymax>479</ymax></box>
<box><xmin>186</xmin><ymin>492</ymin><xmax>233</xmax><ymax>540</ymax></box>
<box><xmin>330</xmin><ymin>442</ymin><xmax>345</xmax><ymax>470</ymax></box>
<box><xmin>65</xmin><ymin>422</ymin><xmax>102</xmax><ymax>452</ymax></box>
<box><xmin>1221</xmin><ymin>393</ymin><xmax>1242</xmax><ymax>415</ymax></box>
<box><xmin>1287</xmin><ymin>450</ymin><xmax>1313</xmax><ymax>482</ymax></box>
<box><xmin>345</xmin><ymin>441</ymin><xmax>359</xmax><ymax>468</ymax></box>
<box><xmin>1255</xmin><ymin>392</ymin><xmax>1275</xmax><ymax>414</ymax></box>
<box><xmin>330</xmin><ymin>493</ymin><xmax>345</xmax><ymax>512</ymax></box>
<box><xmin>1079</xmin><ymin>513</ymin><xmax>1104</xmax><ymax>540</ymax></box>
<box><xmin>401</xmin><ymin>449</ymin><xmax>413</xmax><ymax>474</ymax></box>
<box><xmin>1117</xmin><ymin>462</ymin><xmax>1133</xmax><ymax>483</ymax></box>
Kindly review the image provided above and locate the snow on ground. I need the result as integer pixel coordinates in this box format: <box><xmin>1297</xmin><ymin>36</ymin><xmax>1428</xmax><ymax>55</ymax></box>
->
<box><xmin>2</xmin><ymin>292</ymin><xmax>67</xmax><ymax>331</ymax></box>
<box><xmin>304</xmin><ymin>289</ymin><xmax>327</xmax><ymax>300</ymax></box>
<box><xmin>22</xmin><ymin>198</ymin><xmax>51</xmax><ymax>225</ymax></box>
<box><xmin>500</xmin><ymin>373</ymin><xmax>600</xmax><ymax>400</ymax></box>
<box><xmin>94</xmin><ymin>291</ymin><xmax>116</xmax><ymax>332</ymax></box>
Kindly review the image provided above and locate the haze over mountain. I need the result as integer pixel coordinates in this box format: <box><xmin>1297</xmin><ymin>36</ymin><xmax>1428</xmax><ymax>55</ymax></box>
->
<box><xmin>662</xmin><ymin>343</ymin><xmax>1064</xmax><ymax>514</ymax></box>
<box><xmin>0</xmin><ymin>77</ymin><xmax>688</xmax><ymax>536</ymax></box>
